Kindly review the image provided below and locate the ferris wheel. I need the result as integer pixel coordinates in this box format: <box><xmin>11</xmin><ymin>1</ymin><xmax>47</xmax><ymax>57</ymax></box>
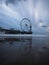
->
<box><xmin>20</xmin><ymin>18</ymin><xmax>32</xmax><ymax>32</ymax></box>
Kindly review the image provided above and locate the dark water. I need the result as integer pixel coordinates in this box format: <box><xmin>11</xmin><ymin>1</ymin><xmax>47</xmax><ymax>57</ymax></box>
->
<box><xmin>0</xmin><ymin>36</ymin><xmax>49</xmax><ymax>65</ymax></box>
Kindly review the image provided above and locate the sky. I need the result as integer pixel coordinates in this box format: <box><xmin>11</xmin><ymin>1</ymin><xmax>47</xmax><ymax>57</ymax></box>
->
<box><xmin>0</xmin><ymin>0</ymin><xmax>49</xmax><ymax>34</ymax></box>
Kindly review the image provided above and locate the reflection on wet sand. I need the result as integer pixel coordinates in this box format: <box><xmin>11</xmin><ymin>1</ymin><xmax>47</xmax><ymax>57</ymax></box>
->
<box><xmin>0</xmin><ymin>36</ymin><xmax>49</xmax><ymax>65</ymax></box>
<box><xmin>0</xmin><ymin>37</ymin><xmax>32</xmax><ymax>65</ymax></box>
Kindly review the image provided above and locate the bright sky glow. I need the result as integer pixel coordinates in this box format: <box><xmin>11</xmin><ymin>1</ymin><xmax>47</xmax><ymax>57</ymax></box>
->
<box><xmin>34</xmin><ymin>8</ymin><xmax>39</xmax><ymax>22</ymax></box>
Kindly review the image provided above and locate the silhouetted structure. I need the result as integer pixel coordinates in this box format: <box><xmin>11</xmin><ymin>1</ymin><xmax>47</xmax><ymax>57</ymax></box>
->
<box><xmin>0</xmin><ymin>27</ymin><xmax>32</xmax><ymax>34</ymax></box>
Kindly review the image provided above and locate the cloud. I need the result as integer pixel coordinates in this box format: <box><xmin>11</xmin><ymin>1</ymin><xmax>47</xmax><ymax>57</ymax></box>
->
<box><xmin>5</xmin><ymin>0</ymin><xmax>27</xmax><ymax>5</ymax></box>
<box><xmin>6</xmin><ymin>0</ymin><xmax>16</xmax><ymax>5</ymax></box>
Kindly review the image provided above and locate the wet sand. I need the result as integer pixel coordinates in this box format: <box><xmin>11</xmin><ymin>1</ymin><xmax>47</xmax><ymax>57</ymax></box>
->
<box><xmin>0</xmin><ymin>36</ymin><xmax>49</xmax><ymax>65</ymax></box>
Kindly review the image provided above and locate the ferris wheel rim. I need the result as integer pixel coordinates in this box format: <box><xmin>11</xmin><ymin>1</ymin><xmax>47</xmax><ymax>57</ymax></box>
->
<box><xmin>20</xmin><ymin>18</ymin><xmax>31</xmax><ymax>32</ymax></box>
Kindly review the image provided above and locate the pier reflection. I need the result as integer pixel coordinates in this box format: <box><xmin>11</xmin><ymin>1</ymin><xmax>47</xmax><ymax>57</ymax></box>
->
<box><xmin>0</xmin><ymin>37</ymin><xmax>32</xmax><ymax>56</ymax></box>
<box><xmin>0</xmin><ymin>36</ymin><xmax>32</xmax><ymax>65</ymax></box>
